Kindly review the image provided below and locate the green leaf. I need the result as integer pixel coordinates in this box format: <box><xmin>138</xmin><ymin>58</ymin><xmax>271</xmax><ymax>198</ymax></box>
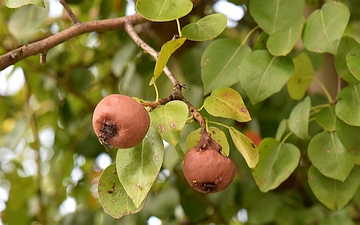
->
<box><xmin>346</xmin><ymin>46</ymin><xmax>360</xmax><ymax>81</ymax></box>
<box><xmin>239</xmin><ymin>50</ymin><xmax>294</xmax><ymax>104</ymax></box>
<box><xmin>98</xmin><ymin>163</ymin><xmax>145</xmax><ymax>219</ymax></box>
<box><xmin>201</xmin><ymin>39</ymin><xmax>251</xmax><ymax>94</ymax></box>
<box><xmin>335</xmin><ymin>83</ymin><xmax>360</xmax><ymax>126</ymax></box>
<box><xmin>267</xmin><ymin>16</ymin><xmax>304</xmax><ymax>56</ymax></box>
<box><xmin>275</xmin><ymin>119</ymin><xmax>288</xmax><ymax>142</ymax></box>
<box><xmin>186</xmin><ymin>127</ymin><xmax>230</xmax><ymax>156</ymax></box>
<box><xmin>182</xmin><ymin>14</ymin><xmax>227</xmax><ymax>41</ymax></box>
<box><xmin>229</xmin><ymin>127</ymin><xmax>259</xmax><ymax>168</ymax></box>
<box><xmin>334</xmin><ymin>37</ymin><xmax>360</xmax><ymax>84</ymax></box>
<box><xmin>308</xmin><ymin>165</ymin><xmax>360</xmax><ymax>210</ymax></box>
<box><xmin>307</xmin><ymin>131</ymin><xmax>355</xmax><ymax>181</ymax></box>
<box><xmin>150</xmin><ymin>100</ymin><xmax>188</xmax><ymax>146</ymax></box>
<box><xmin>204</xmin><ymin>87</ymin><xmax>251</xmax><ymax>122</ymax></box>
<box><xmin>7</xmin><ymin>5</ymin><xmax>48</xmax><ymax>43</ymax></box>
<box><xmin>287</xmin><ymin>53</ymin><xmax>314</xmax><ymax>101</ymax></box>
<box><xmin>4</xmin><ymin>0</ymin><xmax>45</xmax><ymax>8</ymax></box>
<box><xmin>253</xmin><ymin>138</ymin><xmax>300</xmax><ymax>192</ymax></box>
<box><xmin>116</xmin><ymin>127</ymin><xmax>164</xmax><ymax>207</ymax></box>
<box><xmin>302</xmin><ymin>2</ymin><xmax>350</xmax><ymax>54</ymax></box>
<box><xmin>249</xmin><ymin>0</ymin><xmax>304</xmax><ymax>35</ymax></box>
<box><xmin>136</xmin><ymin>0</ymin><xmax>193</xmax><ymax>22</ymax></box>
<box><xmin>336</xmin><ymin>118</ymin><xmax>360</xmax><ymax>156</ymax></box>
<box><xmin>315</xmin><ymin>105</ymin><xmax>336</xmax><ymax>132</ymax></box>
<box><xmin>151</xmin><ymin>37</ymin><xmax>186</xmax><ymax>85</ymax></box>
<box><xmin>288</xmin><ymin>96</ymin><xmax>311</xmax><ymax>140</ymax></box>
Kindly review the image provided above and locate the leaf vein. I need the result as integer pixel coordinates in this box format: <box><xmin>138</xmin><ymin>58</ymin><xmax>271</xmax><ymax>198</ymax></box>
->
<box><xmin>207</xmin><ymin>45</ymin><xmax>243</xmax><ymax>90</ymax></box>
<box><xmin>320</xmin><ymin>10</ymin><xmax>332</xmax><ymax>49</ymax></box>
<box><xmin>273</xmin><ymin>0</ymin><xmax>281</xmax><ymax>33</ymax></box>
<box><xmin>255</xmin><ymin>56</ymin><xmax>276</xmax><ymax>100</ymax></box>
<box><xmin>330</xmin><ymin>132</ymin><xmax>343</xmax><ymax>180</ymax></box>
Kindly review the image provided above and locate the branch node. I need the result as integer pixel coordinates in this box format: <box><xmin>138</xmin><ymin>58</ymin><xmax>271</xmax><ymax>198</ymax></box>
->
<box><xmin>9</xmin><ymin>49</ymin><xmax>23</xmax><ymax>62</ymax></box>
<box><xmin>40</xmin><ymin>51</ymin><xmax>47</xmax><ymax>64</ymax></box>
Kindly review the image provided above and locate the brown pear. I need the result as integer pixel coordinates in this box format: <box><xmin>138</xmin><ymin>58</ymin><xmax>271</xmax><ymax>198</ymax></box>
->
<box><xmin>183</xmin><ymin>133</ymin><xmax>236</xmax><ymax>194</ymax></box>
<box><xmin>92</xmin><ymin>94</ymin><xmax>150</xmax><ymax>149</ymax></box>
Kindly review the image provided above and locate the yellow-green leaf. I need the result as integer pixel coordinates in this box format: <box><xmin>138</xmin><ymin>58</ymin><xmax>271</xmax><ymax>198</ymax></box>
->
<box><xmin>287</xmin><ymin>53</ymin><xmax>314</xmax><ymax>101</ymax></box>
<box><xmin>229</xmin><ymin>127</ymin><xmax>259</xmax><ymax>168</ymax></box>
<box><xmin>204</xmin><ymin>87</ymin><xmax>251</xmax><ymax>122</ymax></box>
<box><xmin>150</xmin><ymin>37</ymin><xmax>186</xmax><ymax>85</ymax></box>
<box><xmin>4</xmin><ymin>0</ymin><xmax>45</xmax><ymax>8</ymax></box>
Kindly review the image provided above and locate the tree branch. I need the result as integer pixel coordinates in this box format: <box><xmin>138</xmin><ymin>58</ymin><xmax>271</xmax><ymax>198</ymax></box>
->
<box><xmin>0</xmin><ymin>13</ymin><xmax>146</xmax><ymax>71</ymax></box>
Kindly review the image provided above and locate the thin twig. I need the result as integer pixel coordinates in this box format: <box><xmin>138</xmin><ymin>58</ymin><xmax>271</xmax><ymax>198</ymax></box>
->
<box><xmin>336</xmin><ymin>75</ymin><xmax>342</xmax><ymax>103</ymax></box>
<box><xmin>313</xmin><ymin>76</ymin><xmax>333</xmax><ymax>104</ymax></box>
<box><xmin>123</xmin><ymin>20</ymin><xmax>180</xmax><ymax>86</ymax></box>
<box><xmin>0</xmin><ymin>13</ymin><xmax>146</xmax><ymax>70</ymax></box>
<box><xmin>59</xmin><ymin>0</ymin><xmax>80</xmax><ymax>24</ymax></box>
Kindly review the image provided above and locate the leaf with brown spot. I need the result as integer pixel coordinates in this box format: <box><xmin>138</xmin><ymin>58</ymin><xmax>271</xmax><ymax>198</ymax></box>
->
<box><xmin>204</xmin><ymin>87</ymin><xmax>251</xmax><ymax>122</ymax></box>
<box><xmin>116</xmin><ymin>127</ymin><xmax>164</xmax><ymax>208</ymax></box>
<box><xmin>150</xmin><ymin>100</ymin><xmax>188</xmax><ymax>146</ymax></box>
<box><xmin>229</xmin><ymin>127</ymin><xmax>259</xmax><ymax>168</ymax></box>
<box><xmin>98</xmin><ymin>163</ymin><xmax>146</xmax><ymax>219</ymax></box>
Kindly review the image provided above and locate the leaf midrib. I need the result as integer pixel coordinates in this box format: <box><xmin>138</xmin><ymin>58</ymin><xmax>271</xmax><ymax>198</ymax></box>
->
<box><xmin>207</xmin><ymin>44</ymin><xmax>244</xmax><ymax>91</ymax></box>
<box><xmin>320</xmin><ymin>10</ymin><xmax>333</xmax><ymax>49</ymax></box>
<box><xmin>254</xmin><ymin>56</ymin><xmax>276</xmax><ymax>100</ymax></box>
